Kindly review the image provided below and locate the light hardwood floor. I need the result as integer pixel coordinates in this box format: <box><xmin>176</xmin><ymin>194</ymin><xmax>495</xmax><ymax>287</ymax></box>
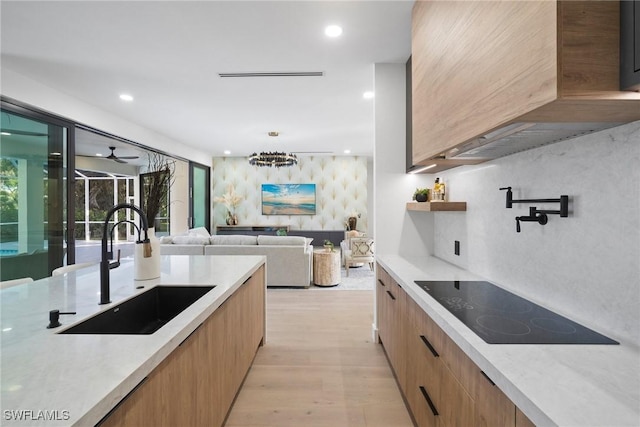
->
<box><xmin>224</xmin><ymin>289</ymin><xmax>414</xmax><ymax>427</ymax></box>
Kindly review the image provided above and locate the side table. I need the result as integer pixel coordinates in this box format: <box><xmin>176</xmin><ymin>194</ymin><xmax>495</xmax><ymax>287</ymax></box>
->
<box><xmin>313</xmin><ymin>249</ymin><xmax>341</xmax><ymax>287</ymax></box>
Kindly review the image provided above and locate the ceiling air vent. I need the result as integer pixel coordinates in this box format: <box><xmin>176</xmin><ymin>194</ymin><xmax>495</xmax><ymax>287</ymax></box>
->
<box><xmin>218</xmin><ymin>72</ymin><xmax>323</xmax><ymax>78</ymax></box>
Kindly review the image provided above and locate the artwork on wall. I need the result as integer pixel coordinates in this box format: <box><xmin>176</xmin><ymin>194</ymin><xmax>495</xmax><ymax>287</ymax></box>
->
<box><xmin>261</xmin><ymin>183</ymin><xmax>316</xmax><ymax>215</ymax></box>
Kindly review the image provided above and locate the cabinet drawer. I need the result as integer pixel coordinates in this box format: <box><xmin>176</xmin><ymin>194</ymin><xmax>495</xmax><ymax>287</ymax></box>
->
<box><xmin>406</xmin><ymin>321</ymin><xmax>476</xmax><ymax>427</ymax></box>
<box><xmin>409</xmin><ymin>296</ymin><xmax>445</xmax><ymax>359</ymax></box>
<box><xmin>376</xmin><ymin>265</ymin><xmax>390</xmax><ymax>345</ymax></box>
<box><xmin>406</xmin><ymin>327</ymin><xmax>441</xmax><ymax>427</ymax></box>
<box><xmin>406</xmin><ymin>288</ymin><xmax>521</xmax><ymax>427</ymax></box>
<box><xmin>474</xmin><ymin>369</ymin><xmax>516</xmax><ymax>427</ymax></box>
<box><xmin>411</xmin><ymin>296</ymin><xmax>477</xmax><ymax>398</ymax></box>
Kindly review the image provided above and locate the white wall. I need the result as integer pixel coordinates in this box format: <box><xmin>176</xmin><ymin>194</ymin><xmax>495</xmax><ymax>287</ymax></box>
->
<box><xmin>2</xmin><ymin>69</ymin><xmax>211</xmax><ymax>166</ymax></box>
<box><xmin>430</xmin><ymin>121</ymin><xmax>640</xmax><ymax>346</ymax></box>
<box><xmin>374</xmin><ymin>63</ymin><xmax>433</xmax><ymax>259</ymax></box>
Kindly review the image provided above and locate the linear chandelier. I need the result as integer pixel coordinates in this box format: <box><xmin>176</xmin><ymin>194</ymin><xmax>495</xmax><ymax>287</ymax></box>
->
<box><xmin>248</xmin><ymin>151</ymin><xmax>298</xmax><ymax>168</ymax></box>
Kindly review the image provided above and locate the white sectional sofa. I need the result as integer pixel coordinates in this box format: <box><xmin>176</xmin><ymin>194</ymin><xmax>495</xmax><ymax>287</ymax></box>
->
<box><xmin>160</xmin><ymin>233</ymin><xmax>313</xmax><ymax>288</ymax></box>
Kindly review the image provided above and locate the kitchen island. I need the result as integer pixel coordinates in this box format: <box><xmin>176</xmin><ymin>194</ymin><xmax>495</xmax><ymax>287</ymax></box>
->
<box><xmin>0</xmin><ymin>255</ymin><xmax>266</xmax><ymax>426</ymax></box>
<box><xmin>377</xmin><ymin>254</ymin><xmax>640</xmax><ymax>427</ymax></box>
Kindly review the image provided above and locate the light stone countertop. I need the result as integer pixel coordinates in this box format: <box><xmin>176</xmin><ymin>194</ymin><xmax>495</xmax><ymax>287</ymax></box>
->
<box><xmin>0</xmin><ymin>255</ymin><xmax>265</xmax><ymax>427</ymax></box>
<box><xmin>377</xmin><ymin>254</ymin><xmax>640</xmax><ymax>427</ymax></box>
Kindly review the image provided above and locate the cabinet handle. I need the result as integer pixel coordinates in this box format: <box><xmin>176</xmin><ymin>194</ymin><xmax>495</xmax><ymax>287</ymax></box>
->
<box><xmin>96</xmin><ymin>377</ymin><xmax>148</xmax><ymax>426</ymax></box>
<box><xmin>419</xmin><ymin>385</ymin><xmax>439</xmax><ymax>416</ymax></box>
<box><xmin>378</xmin><ymin>279</ymin><xmax>386</xmax><ymax>287</ymax></box>
<box><xmin>243</xmin><ymin>275</ymin><xmax>252</xmax><ymax>285</ymax></box>
<box><xmin>480</xmin><ymin>370</ymin><xmax>496</xmax><ymax>386</ymax></box>
<box><xmin>419</xmin><ymin>335</ymin><xmax>439</xmax><ymax>358</ymax></box>
<box><xmin>179</xmin><ymin>322</ymin><xmax>203</xmax><ymax>346</ymax></box>
<box><xmin>386</xmin><ymin>290</ymin><xmax>396</xmax><ymax>301</ymax></box>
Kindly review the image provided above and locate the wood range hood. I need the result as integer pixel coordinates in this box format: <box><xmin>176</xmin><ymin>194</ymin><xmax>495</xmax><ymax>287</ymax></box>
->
<box><xmin>411</xmin><ymin>1</ymin><xmax>640</xmax><ymax>171</ymax></box>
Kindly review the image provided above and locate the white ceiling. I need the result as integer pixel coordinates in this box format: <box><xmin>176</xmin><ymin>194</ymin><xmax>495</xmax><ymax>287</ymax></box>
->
<box><xmin>1</xmin><ymin>1</ymin><xmax>413</xmax><ymax>159</ymax></box>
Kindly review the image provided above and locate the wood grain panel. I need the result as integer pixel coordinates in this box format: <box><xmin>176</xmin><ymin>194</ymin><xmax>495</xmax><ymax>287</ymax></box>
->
<box><xmin>404</xmin><ymin>297</ymin><xmax>441</xmax><ymax>427</ymax></box>
<box><xmin>406</xmin><ymin>202</ymin><xmax>467</xmax><ymax>212</ymax></box>
<box><xmin>518</xmin><ymin>98</ymin><xmax>640</xmax><ymax>123</ymax></box>
<box><xmin>474</xmin><ymin>370</ymin><xmax>516</xmax><ymax>427</ymax></box>
<box><xmin>102</xmin><ymin>266</ymin><xmax>266</xmax><ymax>427</ymax></box>
<box><xmin>412</xmin><ymin>1</ymin><xmax>558</xmax><ymax>162</ymax></box>
<box><xmin>100</xmin><ymin>326</ymin><xmax>199</xmax><ymax>427</ymax></box>
<box><xmin>559</xmin><ymin>1</ymin><xmax>619</xmax><ymax>94</ymax></box>
<box><xmin>390</xmin><ymin>280</ymin><xmax>408</xmax><ymax>394</ymax></box>
<box><xmin>410</xmin><ymin>0</ymin><xmax>640</xmax><ymax>171</ymax></box>
<box><xmin>437</xmin><ymin>366</ymin><xmax>477</xmax><ymax>427</ymax></box>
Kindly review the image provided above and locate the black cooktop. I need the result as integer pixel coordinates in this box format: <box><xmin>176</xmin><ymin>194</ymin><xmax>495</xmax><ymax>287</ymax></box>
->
<box><xmin>414</xmin><ymin>280</ymin><xmax>618</xmax><ymax>345</ymax></box>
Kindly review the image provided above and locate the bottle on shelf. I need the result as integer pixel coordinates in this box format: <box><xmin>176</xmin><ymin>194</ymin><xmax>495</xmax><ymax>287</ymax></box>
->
<box><xmin>433</xmin><ymin>177</ymin><xmax>443</xmax><ymax>202</ymax></box>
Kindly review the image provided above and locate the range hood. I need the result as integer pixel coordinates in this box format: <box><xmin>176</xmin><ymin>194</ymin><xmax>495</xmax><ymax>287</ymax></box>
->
<box><xmin>446</xmin><ymin>122</ymin><xmax>624</xmax><ymax>160</ymax></box>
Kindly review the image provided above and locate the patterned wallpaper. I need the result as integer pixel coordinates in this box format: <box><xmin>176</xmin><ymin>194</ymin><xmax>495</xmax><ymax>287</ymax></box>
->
<box><xmin>212</xmin><ymin>156</ymin><xmax>368</xmax><ymax>232</ymax></box>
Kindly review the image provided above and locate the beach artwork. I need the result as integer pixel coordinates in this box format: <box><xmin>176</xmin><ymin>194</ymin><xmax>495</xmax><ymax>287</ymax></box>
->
<box><xmin>262</xmin><ymin>183</ymin><xmax>316</xmax><ymax>215</ymax></box>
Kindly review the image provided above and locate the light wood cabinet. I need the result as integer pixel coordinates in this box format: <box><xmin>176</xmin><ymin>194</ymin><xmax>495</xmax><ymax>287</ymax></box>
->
<box><xmin>391</xmin><ymin>279</ymin><xmax>408</xmax><ymax>392</ymax></box>
<box><xmin>474</xmin><ymin>369</ymin><xmax>516</xmax><ymax>427</ymax></box>
<box><xmin>100</xmin><ymin>266</ymin><xmax>265</xmax><ymax>427</ymax></box>
<box><xmin>405</xmin><ymin>294</ymin><xmax>476</xmax><ymax>427</ymax></box>
<box><xmin>376</xmin><ymin>263</ymin><xmax>537</xmax><ymax>427</ymax></box>
<box><xmin>516</xmin><ymin>407</ymin><xmax>537</xmax><ymax>427</ymax></box>
<box><xmin>411</xmin><ymin>1</ymin><xmax>640</xmax><ymax>170</ymax></box>
<box><xmin>377</xmin><ymin>266</ymin><xmax>409</xmax><ymax>392</ymax></box>
<box><xmin>377</xmin><ymin>267</ymin><xmax>399</xmax><ymax>372</ymax></box>
<box><xmin>376</xmin><ymin>267</ymin><xmax>391</xmax><ymax>354</ymax></box>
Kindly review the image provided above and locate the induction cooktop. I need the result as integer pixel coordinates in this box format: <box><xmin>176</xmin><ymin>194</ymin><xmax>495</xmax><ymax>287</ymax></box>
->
<box><xmin>414</xmin><ymin>280</ymin><xmax>618</xmax><ymax>345</ymax></box>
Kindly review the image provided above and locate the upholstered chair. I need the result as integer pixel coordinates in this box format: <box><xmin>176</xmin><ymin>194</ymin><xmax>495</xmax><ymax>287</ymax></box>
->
<box><xmin>344</xmin><ymin>237</ymin><xmax>374</xmax><ymax>276</ymax></box>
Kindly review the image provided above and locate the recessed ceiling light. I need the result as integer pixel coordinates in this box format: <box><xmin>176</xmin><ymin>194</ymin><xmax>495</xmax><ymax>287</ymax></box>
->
<box><xmin>325</xmin><ymin>25</ymin><xmax>343</xmax><ymax>38</ymax></box>
<box><xmin>363</xmin><ymin>91</ymin><xmax>375</xmax><ymax>99</ymax></box>
<box><xmin>268</xmin><ymin>131</ymin><xmax>279</xmax><ymax>137</ymax></box>
<box><xmin>50</xmin><ymin>152</ymin><xmax>61</xmax><ymax>156</ymax></box>
<box><xmin>224</xmin><ymin>150</ymin><xmax>231</xmax><ymax>155</ymax></box>
<box><xmin>1</xmin><ymin>132</ymin><xmax>11</xmax><ymax>136</ymax></box>
<box><xmin>96</xmin><ymin>153</ymin><xmax>103</xmax><ymax>157</ymax></box>
<box><xmin>344</xmin><ymin>149</ymin><xmax>351</xmax><ymax>154</ymax></box>
<box><xmin>119</xmin><ymin>94</ymin><xmax>134</xmax><ymax>102</ymax></box>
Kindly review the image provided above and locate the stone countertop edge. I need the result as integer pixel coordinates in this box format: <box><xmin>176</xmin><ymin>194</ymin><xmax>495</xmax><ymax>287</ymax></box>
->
<box><xmin>376</xmin><ymin>254</ymin><xmax>640</xmax><ymax>427</ymax></box>
<box><xmin>0</xmin><ymin>255</ymin><xmax>266</xmax><ymax>427</ymax></box>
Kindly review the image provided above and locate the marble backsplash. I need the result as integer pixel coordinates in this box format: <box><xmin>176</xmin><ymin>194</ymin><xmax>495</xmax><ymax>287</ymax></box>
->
<box><xmin>432</xmin><ymin>121</ymin><xmax>640</xmax><ymax>347</ymax></box>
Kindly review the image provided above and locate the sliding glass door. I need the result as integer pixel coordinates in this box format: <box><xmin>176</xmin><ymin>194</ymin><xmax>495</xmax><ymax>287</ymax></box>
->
<box><xmin>0</xmin><ymin>105</ymin><xmax>70</xmax><ymax>280</ymax></box>
<box><xmin>1</xmin><ymin>99</ymin><xmax>211</xmax><ymax>280</ymax></box>
<box><xmin>189</xmin><ymin>161</ymin><xmax>210</xmax><ymax>232</ymax></box>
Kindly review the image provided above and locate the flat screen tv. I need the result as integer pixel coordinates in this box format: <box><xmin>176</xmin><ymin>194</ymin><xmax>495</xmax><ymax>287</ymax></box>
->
<box><xmin>261</xmin><ymin>183</ymin><xmax>316</xmax><ymax>215</ymax></box>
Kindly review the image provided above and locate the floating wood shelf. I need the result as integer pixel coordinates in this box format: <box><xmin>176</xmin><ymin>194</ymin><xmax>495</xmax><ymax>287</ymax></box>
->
<box><xmin>406</xmin><ymin>201</ymin><xmax>467</xmax><ymax>212</ymax></box>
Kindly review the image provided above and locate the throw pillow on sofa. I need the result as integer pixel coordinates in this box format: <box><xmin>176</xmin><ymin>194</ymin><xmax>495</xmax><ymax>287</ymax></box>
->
<box><xmin>171</xmin><ymin>235</ymin><xmax>210</xmax><ymax>245</ymax></box>
<box><xmin>257</xmin><ymin>235</ymin><xmax>312</xmax><ymax>246</ymax></box>
<box><xmin>187</xmin><ymin>227</ymin><xmax>211</xmax><ymax>238</ymax></box>
<box><xmin>210</xmin><ymin>235</ymin><xmax>258</xmax><ymax>245</ymax></box>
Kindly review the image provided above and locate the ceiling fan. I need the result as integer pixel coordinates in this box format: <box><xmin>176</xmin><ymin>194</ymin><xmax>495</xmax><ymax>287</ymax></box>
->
<box><xmin>82</xmin><ymin>146</ymin><xmax>140</xmax><ymax>164</ymax></box>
